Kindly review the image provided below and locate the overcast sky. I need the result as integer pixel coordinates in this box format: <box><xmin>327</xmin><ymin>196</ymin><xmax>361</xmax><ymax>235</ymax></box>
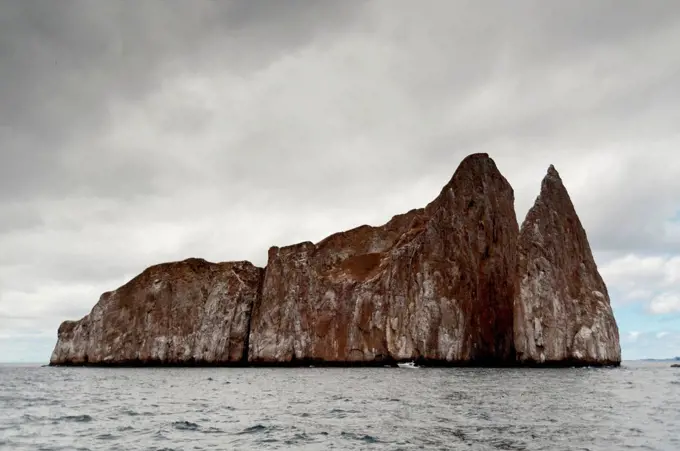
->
<box><xmin>2</xmin><ymin>0</ymin><xmax>680</xmax><ymax>362</ymax></box>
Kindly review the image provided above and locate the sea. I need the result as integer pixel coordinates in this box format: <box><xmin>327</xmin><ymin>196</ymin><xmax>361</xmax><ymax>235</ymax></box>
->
<box><xmin>0</xmin><ymin>361</ymin><xmax>677</xmax><ymax>450</ymax></box>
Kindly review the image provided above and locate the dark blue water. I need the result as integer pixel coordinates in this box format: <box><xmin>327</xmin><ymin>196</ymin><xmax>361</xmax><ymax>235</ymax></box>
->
<box><xmin>0</xmin><ymin>362</ymin><xmax>678</xmax><ymax>450</ymax></box>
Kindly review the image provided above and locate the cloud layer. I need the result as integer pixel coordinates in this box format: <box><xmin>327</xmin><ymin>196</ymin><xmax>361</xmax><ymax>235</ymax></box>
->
<box><xmin>2</xmin><ymin>1</ymin><xmax>680</xmax><ymax>361</ymax></box>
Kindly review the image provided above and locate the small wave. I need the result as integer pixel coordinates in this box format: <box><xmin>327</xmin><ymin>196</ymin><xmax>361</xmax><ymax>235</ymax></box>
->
<box><xmin>57</xmin><ymin>415</ymin><xmax>93</xmax><ymax>423</ymax></box>
<box><xmin>487</xmin><ymin>438</ymin><xmax>528</xmax><ymax>450</ymax></box>
<box><xmin>444</xmin><ymin>391</ymin><xmax>471</xmax><ymax>401</ymax></box>
<box><xmin>476</xmin><ymin>411</ymin><xmax>492</xmax><ymax>421</ymax></box>
<box><xmin>26</xmin><ymin>399</ymin><xmax>62</xmax><ymax>407</ymax></box>
<box><xmin>172</xmin><ymin>421</ymin><xmax>200</xmax><ymax>431</ymax></box>
<box><xmin>154</xmin><ymin>430</ymin><xmax>169</xmax><ymax>441</ymax></box>
<box><xmin>239</xmin><ymin>424</ymin><xmax>267</xmax><ymax>434</ymax></box>
<box><xmin>21</xmin><ymin>414</ymin><xmax>46</xmax><ymax>422</ymax></box>
<box><xmin>436</xmin><ymin>426</ymin><xmax>467</xmax><ymax>441</ymax></box>
<box><xmin>327</xmin><ymin>408</ymin><xmax>360</xmax><ymax>419</ymax></box>
<box><xmin>330</xmin><ymin>408</ymin><xmax>359</xmax><ymax>414</ymax></box>
<box><xmin>285</xmin><ymin>432</ymin><xmax>313</xmax><ymax>445</ymax></box>
<box><xmin>341</xmin><ymin>431</ymin><xmax>380</xmax><ymax>443</ymax></box>
<box><xmin>202</xmin><ymin>427</ymin><xmax>224</xmax><ymax>434</ymax></box>
<box><xmin>328</xmin><ymin>407</ymin><xmax>361</xmax><ymax>419</ymax></box>
<box><xmin>116</xmin><ymin>426</ymin><xmax>134</xmax><ymax>432</ymax></box>
<box><xmin>96</xmin><ymin>433</ymin><xmax>116</xmax><ymax>440</ymax></box>
<box><xmin>237</xmin><ymin>424</ymin><xmax>282</xmax><ymax>435</ymax></box>
<box><xmin>19</xmin><ymin>396</ymin><xmax>54</xmax><ymax>405</ymax></box>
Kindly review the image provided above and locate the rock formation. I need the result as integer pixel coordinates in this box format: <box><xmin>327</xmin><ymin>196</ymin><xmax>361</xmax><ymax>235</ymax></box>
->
<box><xmin>50</xmin><ymin>154</ymin><xmax>621</xmax><ymax>367</ymax></box>
<box><xmin>513</xmin><ymin>166</ymin><xmax>621</xmax><ymax>366</ymax></box>
<box><xmin>248</xmin><ymin>153</ymin><xmax>519</xmax><ymax>365</ymax></box>
<box><xmin>50</xmin><ymin>258</ymin><xmax>261</xmax><ymax>365</ymax></box>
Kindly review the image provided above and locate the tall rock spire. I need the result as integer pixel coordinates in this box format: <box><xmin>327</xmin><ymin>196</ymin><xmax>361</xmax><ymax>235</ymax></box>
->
<box><xmin>248</xmin><ymin>153</ymin><xmax>520</xmax><ymax>365</ymax></box>
<box><xmin>514</xmin><ymin>165</ymin><xmax>621</xmax><ymax>366</ymax></box>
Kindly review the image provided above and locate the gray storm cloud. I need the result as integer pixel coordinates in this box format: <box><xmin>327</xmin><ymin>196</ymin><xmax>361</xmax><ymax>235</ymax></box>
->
<box><xmin>1</xmin><ymin>0</ymin><xmax>680</xmax><ymax>361</ymax></box>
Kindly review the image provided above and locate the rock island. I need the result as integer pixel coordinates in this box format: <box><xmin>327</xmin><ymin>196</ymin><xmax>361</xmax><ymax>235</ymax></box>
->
<box><xmin>50</xmin><ymin>154</ymin><xmax>621</xmax><ymax>367</ymax></box>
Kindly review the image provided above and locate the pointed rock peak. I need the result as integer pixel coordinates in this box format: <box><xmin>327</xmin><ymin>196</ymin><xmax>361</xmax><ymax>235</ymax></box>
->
<box><xmin>443</xmin><ymin>153</ymin><xmax>507</xmax><ymax>191</ymax></box>
<box><xmin>461</xmin><ymin>152</ymin><xmax>491</xmax><ymax>164</ymax></box>
<box><xmin>544</xmin><ymin>164</ymin><xmax>563</xmax><ymax>183</ymax></box>
<box><xmin>530</xmin><ymin>164</ymin><xmax>575</xmax><ymax>214</ymax></box>
<box><xmin>515</xmin><ymin>164</ymin><xmax>621</xmax><ymax>366</ymax></box>
<box><xmin>455</xmin><ymin>153</ymin><xmax>495</xmax><ymax>174</ymax></box>
<box><xmin>430</xmin><ymin>153</ymin><xmax>512</xmax><ymax>213</ymax></box>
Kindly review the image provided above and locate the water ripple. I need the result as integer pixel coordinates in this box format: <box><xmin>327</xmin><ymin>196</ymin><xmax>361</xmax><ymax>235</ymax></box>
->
<box><xmin>341</xmin><ymin>431</ymin><xmax>381</xmax><ymax>443</ymax></box>
<box><xmin>238</xmin><ymin>424</ymin><xmax>272</xmax><ymax>434</ymax></box>
<box><xmin>57</xmin><ymin>414</ymin><xmax>93</xmax><ymax>423</ymax></box>
<box><xmin>172</xmin><ymin>420</ymin><xmax>200</xmax><ymax>431</ymax></box>
<box><xmin>0</xmin><ymin>362</ymin><xmax>678</xmax><ymax>450</ymax></box>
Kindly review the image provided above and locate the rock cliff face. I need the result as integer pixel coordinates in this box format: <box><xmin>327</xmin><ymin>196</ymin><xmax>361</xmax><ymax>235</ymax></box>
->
<box><xmin>513</xmin><ymin>166</ymin><xmax>621</xmax><ymax>366</ymax></box>
<box><xmin>50</xmin><ymin>154</ymin><xmax>621</xmax><ymax>367</ymax></box>
<box><xmin>248</xmin><ymin>153</ymin><xmax>519</xmax><ymax>365</ymax></box>
<box><xmin>50</xmin><ymin>258</ymin><xmax>262</xmax><ymax>365</ymax></box>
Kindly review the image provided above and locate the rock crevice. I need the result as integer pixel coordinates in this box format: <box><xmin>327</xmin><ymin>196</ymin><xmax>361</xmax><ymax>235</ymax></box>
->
<box><xmin>50</xmin><ymin>154</ymin><xmax>620</xmax><ymax>367</ymax></box>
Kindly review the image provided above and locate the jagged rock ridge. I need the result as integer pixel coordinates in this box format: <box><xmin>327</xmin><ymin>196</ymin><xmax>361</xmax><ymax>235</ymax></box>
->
<box><xmin>49</xmin><ymin>154</ymin><xmax>621</xmax><ymax>367</ymax></box>
<box><xmin>248</xmin><ymin>153</ymin><xmax>519</xmax><ymax>365</ymax></box>
<box><xmin>513</xmin><ymin>165</ymin><xmax>621</xmax><ymax>365</ymax></box>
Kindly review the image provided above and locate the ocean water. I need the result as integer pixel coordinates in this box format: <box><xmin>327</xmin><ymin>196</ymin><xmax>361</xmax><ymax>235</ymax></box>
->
<box><xmin>0</xmin><ymin>362</ymin><xmax>678</xmax><ymax>450</ymax></box>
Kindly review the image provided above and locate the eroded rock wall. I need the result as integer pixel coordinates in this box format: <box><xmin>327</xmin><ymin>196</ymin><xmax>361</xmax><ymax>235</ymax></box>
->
<box><xmin>50</xmin><ymin>258</ymin><xmax>262</xmax><ymax>365</ymax></box>
<box><xmin>247</xmin><ymin>153</ymin><xmax>519</xmax><ymax>365</ymax></box>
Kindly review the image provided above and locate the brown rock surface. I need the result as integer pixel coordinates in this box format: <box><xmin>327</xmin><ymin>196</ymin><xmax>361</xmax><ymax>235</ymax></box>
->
<box><xmin>514</xmin><ymin>166</ymin><xmax>621</xmax><ymax>366</ymax></box>
<box><xmin>247</xmin><ymin>153</ymin><xmax>519</xmax><ymax>365</ymax></box>
<box><xmin>50</xmin><ymin>258</ymin><xmax>262</xmax><ymax>365</ymax></box>
<box><xmin>50</xmin><ymin>154</ymin><xmax>621</xmax><ymax>367</ymax></box>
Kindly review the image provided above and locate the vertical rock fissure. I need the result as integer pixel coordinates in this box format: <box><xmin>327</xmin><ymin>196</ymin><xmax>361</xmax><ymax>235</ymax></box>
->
<box><xmin>242</xmin><ymin>266</ymin><xmax>266</xmax><ymax>364</ymax></box>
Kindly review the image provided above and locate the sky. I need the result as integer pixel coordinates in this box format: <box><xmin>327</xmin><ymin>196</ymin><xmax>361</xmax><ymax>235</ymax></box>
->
<box><xmin>1</xmin><ymin>0</ymin><xmax>680</xmax><ymax>363</ymax></box>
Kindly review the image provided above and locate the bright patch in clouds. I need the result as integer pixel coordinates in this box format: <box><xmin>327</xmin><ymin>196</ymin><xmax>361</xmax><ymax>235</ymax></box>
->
<box><xmin>601</xmin><ymin>255</ymin><xmax>680</xmax><ymax>311</ymax></box>
<box><xmin>627</xmin><ymin>331</ymin><xmax>641</xmax><ymax>343</ymax></box>
<box><xmin>649</xmin><ymin>294</ymin><xmax>680</xmax><ymax>314</ymax></box>
<box><xmin>620</xmin><ymin>331</ymin><xmax>680</xmax><ymax>360</ymax></box>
